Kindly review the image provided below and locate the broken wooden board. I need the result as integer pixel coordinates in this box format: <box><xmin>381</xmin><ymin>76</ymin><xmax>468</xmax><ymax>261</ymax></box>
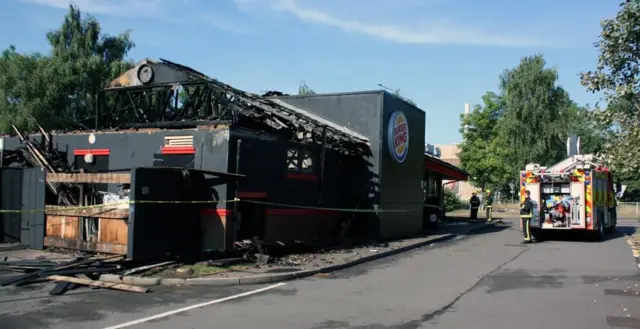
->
<box><xmin>122</xmin><ymin>261</ymin><xmax>176</xmax><ymax>276</ymax></box>
<box><xmin>47</xmin><ymin>275</ymin><xmax>149</xmax><ymax>293</ymax></box>
<box><xmin>0</xmin><ymin>255</ymin><xmax>121</xmax><ymax>287</ymax></box>
<box><xmin>49</xmin><ymin>282</ymin><xmax>77</xmax><ymax>296</ymax></box>
<box><xmin>47</xmin><ymin>173</ymin><xmax>131</xmax><ymax>184</ymax></box>
<box><xmin>206</xmin><ymin>258</ymin><xmax>245</xmax><ymax>267</ymax></box>
<box><xmin>44</xmin><ymin>237</ymin><xmax>127</xmax><ymax>255</ymax></box>
<box><xmin>45</xmin><ymin>206</ymin><xmax>130</xmax><ymax>219</ymax></box>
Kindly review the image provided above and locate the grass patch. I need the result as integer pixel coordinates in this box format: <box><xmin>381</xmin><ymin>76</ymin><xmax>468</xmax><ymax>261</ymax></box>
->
<box><xmin>175</xmin><ymin>263</ymin><xmax>250</xmax><ymax>278</ymax></box>
<box><xmin>181</xmin><ymin>263</ymin><xmax>228</xmax><ymax>276</ymax></box>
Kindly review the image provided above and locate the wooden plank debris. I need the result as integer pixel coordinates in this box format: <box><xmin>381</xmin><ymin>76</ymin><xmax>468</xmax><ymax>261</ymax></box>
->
<box><xmin>12</xmin><ymin>125</ymin><xmax>77</xmax><ymax>205</ymax></box>
<box><xmin>47</xmin><ymin>173</ymin><xmax>131</xmax><ymax>184</ymax></box>
<box><xmin>47</xmin><ymin>275</ymin><xmax>149</xmax><ymax>293</ymax></box>
<box><xmin>49</xmin><ymin>282</ymin><xmax>77</xmax><ymax>296</ymax></box>
<box><xmin>207</xmin><ymin>258</ymin><xmax>245</xmax><ymax>267</ymax></box>
<box><xmin>45</xmin><ymin>206</ymin><xmax>129</xmax><ymax>219</ymax></box>
<box><xmin>122</xmin><ymin>261</ymin><xmax>176</xmax><ymax>276</ymax></box>
<box><xmin>0</xmin><ymin>255</ymin><xmax>122</xmax><ymax>287</ymax></box>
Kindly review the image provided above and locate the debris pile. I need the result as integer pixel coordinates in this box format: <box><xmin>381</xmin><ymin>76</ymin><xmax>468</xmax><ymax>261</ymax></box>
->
<box><xmin>0</xmin><ymin>255</ymin><xmax>177</xmax><ymax>295</ymax></box>
<box><xmin>7</xmin><ymin>125</ymin><xmax>79</xmax><ymax>205</ymax></box>
<box><xmin>234</xmin><ymin>238</ymin><xmax>317</xmax><ymax>266</ymax></box>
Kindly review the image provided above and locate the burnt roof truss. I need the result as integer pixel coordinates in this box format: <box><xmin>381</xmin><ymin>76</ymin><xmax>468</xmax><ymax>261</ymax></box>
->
<box><xmin>100</xmin><ymin>82</ymin><xmax>235</xmax><ymax>127</ymax></box>
<box><xmin>101</xmin><ymin>58</ymin><xmax>370</xmax><ymax>155</ymax></box>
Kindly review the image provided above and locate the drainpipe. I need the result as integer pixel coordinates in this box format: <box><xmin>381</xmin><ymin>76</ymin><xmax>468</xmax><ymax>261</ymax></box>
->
<box><xmin>317</xmin><ymin>127</ymin><xmax>327</xmax><ymax>205</ymax></box>
<box><xmin>231</xmin><ymin>138</ymin><xmax>242</xmax><ymax>250</ymax></box>
<box><xmin>0</xmin><ymin>137</ymin><xmax>4</xmax><ymax>168</ymax></box>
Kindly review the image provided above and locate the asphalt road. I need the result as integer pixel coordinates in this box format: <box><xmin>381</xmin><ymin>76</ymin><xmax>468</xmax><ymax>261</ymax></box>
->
<box><xmin>2</xmin><ymin>218</ymin><xmax>639</xmax><ymax>329</ymax></box>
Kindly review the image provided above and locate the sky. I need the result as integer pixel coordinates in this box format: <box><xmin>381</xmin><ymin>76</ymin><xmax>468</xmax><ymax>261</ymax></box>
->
<box><xmin>0</xmin><ymin>0</ymin><xmax>620</xmax><ymax>145</ymax></box>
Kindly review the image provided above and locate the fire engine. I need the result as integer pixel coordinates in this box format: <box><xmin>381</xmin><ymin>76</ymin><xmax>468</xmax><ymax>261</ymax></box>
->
<box><xmin>520</xmin><ymin>154</ymin><xmax>617</xmax><ymax>241</ymax></box>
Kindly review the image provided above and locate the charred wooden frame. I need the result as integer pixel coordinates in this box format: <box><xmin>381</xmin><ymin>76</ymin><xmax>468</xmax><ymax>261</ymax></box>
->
<box><xmin>100</xmin><ymin>58</ymin><xmax>370</xmax><ymax>156</ymax></box>
<box><xmin>44</xmin><ymin>172</ymin><xmax>132</xmax><ymax>255</ymax></box>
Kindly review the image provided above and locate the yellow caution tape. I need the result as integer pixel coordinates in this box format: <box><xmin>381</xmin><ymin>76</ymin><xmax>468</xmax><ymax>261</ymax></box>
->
<box><xmin>0</xmin><ymin>198</ymin><xmax>422</xmax><ymax>214</ymax></box>
<box><xmin>0</xmin><ymin>199</ymin><xmax>240</xmax><ymax>214</ymax></box>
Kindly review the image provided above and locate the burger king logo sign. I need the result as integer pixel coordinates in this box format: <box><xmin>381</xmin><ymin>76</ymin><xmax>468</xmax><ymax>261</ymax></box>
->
<box><xmin>387</xmin><ymin>111</ymin><xmax>409</xmax><ymax>163</ymax></box>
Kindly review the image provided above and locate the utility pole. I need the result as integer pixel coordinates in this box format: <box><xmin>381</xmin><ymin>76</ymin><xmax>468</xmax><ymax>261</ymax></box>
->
<box><xmin>464</xmin><ymin>103</ymin><xmax>470</xmax><ymax>133</ymax></box>
<box><xmin>509</xmin><ymin>182</ymin><xmax>515</xmax><ymax>205</ymax></box>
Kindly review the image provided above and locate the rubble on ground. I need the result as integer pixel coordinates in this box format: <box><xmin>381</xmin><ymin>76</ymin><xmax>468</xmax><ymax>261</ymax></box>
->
<box><xmin>0</xmin><ymin>224</ymin><xmax>468</xmax><ymax>286</ymax></box>
<box><xmin>0</xmin><ymin>251</ymin><xmax>175</xmax><ymax>295</ymax></box>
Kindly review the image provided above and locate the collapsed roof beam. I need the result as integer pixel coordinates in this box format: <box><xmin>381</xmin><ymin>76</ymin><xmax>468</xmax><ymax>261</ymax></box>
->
<box><xmin>101</xmin><ymin>58</ymin><xmax>369</xmax><ymax>155</ymax></box>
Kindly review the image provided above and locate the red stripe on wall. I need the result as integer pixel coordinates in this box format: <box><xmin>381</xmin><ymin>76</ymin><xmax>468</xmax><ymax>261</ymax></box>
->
<box><xmin>200</xmin><ymin>208</ymin><xmax>229</xmax><ymax>216</ymax></box>
<box><xmin>160</xmin><ymin>146</ymin><xmax>196</xmax><ymax>155</ymax></box>
<box><xmin>74</xmin><ymin>149</ymin><xmax>110</xmax><ymax>156</ymax></box>
<box><xmin>266</xmin><ymin>208</ymin><xmax>338</xmax><ymax>216</ymax></box>
<box><xmin>238</xmin><ymin>192</ymin><xmax>268</xmax><ymax>198</ymax></box>
<box><xmin>286</xmin><ymin>173</ymin><xmax>319</xmax><ymax>181</ymax></box>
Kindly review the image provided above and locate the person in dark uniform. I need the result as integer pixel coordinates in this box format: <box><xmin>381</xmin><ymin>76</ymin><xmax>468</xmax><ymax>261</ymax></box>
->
<box><xmin>484</xmin><ymin>190</ymin><xmax>494</xmax><ymax>222</ymax></box>
<box><xmin>520</xmin><ymin>190</ymin><xmax>534</xmax><ymax>243</ymax></box>
<box><xmin>469</xmin><ymin>192</ymin><xmax>481</xmax><ymax>222</ymax></box>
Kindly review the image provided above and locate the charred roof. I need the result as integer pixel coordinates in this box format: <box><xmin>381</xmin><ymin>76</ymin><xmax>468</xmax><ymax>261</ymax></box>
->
<box><xmin>103</xmin><ymin>58</ymin><xmax>370</xmax><ymax>155</ymax></box>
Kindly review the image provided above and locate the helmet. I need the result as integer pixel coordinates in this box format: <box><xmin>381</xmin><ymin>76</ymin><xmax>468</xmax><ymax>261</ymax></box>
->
<box><xmin>486</xmin><ymin>189</ymin><xmax>491</xmax><ymax>193</ymax></box>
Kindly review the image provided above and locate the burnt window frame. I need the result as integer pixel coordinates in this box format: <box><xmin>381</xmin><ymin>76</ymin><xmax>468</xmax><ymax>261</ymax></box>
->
<box><xmin>286</xmin><ymin>147</ymin><xmax>316</xmax><ymax>174</ymax></box>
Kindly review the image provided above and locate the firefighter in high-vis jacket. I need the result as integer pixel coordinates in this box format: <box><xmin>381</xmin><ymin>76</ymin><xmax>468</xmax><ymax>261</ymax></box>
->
<box><xmin>520</xmin><ymin>190</ymin><xmax>534</xmax><ymax>243</ymax></box>
<box><xmin>484</xmin><ymin>190</ymin><xmax>494</xmax><ymax>222</ymax></box>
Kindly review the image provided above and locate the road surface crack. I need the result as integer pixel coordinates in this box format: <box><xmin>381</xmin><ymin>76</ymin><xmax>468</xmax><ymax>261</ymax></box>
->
<box><xmin>419</xmin><ymin>247</ymin><xmax>529</xmax><ymax>324</ymax></box>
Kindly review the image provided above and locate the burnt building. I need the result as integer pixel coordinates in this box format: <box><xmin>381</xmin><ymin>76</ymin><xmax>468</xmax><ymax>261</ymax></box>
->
<box><xmin>272</xmin><ymin>93</ymin><xmax>468</xmax><ymax>239</ymax></box>
<box><xmin>273</xmin><ymin>92</ymin><xmax>423</xmax><ymax>239</ymax></box>
<box><xmin>0</xmin><ymin>58</ymin><xmax>468</xmax><ymax>258</ymax></box>
<box><xmin>1</xmin><ymin>59</ymin><xmax>371</xmax><ymax>257</ymax></box>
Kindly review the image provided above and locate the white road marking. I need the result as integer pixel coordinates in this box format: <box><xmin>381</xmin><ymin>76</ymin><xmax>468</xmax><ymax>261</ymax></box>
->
<box><xmin>102</xmin><ymin>282</ymin><xmax>287</xmax><ymax>329</ymax></box>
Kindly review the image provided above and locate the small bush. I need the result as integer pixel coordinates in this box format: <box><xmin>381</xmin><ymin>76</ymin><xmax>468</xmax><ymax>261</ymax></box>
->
<box><xmin>444</xmin><ymin>189</ymin><xmax>462</xmax><ymax>212</ymax></box>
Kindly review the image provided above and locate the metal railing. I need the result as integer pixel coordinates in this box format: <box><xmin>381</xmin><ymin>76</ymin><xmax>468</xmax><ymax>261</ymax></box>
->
<box><xmin>447</xmin><ymin>199</ymin><xmax>640</xmax><ymax>217</ymax></box>
<box><xmin>617</xmin><ymin>202</ymin><xmax>640</xmax><ymax>217</ymax></box>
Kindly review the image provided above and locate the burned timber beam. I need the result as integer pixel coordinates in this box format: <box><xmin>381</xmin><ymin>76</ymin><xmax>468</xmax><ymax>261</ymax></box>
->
<box><xmin>100</xmin><ymin>58</ymin><xmax>371</xmax><ymax>156</ymax></box>
<box><xmin>45</xmin><ymin>206</ymin><xmax>129</xmax><ymax>219</ymax></box>
<box><xmin>47</xmin><ymin>173</ymin><xmax>131</xmax><ymax>184</ymax></box>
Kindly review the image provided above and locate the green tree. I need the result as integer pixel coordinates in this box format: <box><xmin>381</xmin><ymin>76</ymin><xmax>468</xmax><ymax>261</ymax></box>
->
<box><xmin>566</xmin><ymin>104</ymin><xmax>606</xmax><ymax>155</ymax></box>
<box><xmin>498</xmin><ymin>55</ymin><xmax>573</xmax><ymax>168</ymax></box>
<box><xmin>459</xmin><ymin>56</ymin><xmax>592</xmax><ymax>194</ymax></box>
<box><xmin>46</xmin><ymin>5</ymin><xmax>134</xmax><ymax>128</ymax></box>
<box><xmin>580</xmin><ymin>0</ymin><xmax>640</xmax><ymax>175</ymax></box>
<box><xmin>0</xmin><ymin>47</ymin><xmax>61</xmax><ymax>132</ymax></box>
<box><xmin>443</xmin><ymin>188</ymin><xmax>462</xmax><ymax>212</ymax></box>
<box><xmin>0</xmin><ymin>5</ymin><xmax>134</xmax><ymax>132</ymax></box>
<box><xmin>458</xmin><ymin>91</ymin><xmax>510</xmax><ymax>191</ymax></box>
<box><xmin>298</xmin><ymin>80</ymin><xmax>316</xmax><ymax>95</ymax></box>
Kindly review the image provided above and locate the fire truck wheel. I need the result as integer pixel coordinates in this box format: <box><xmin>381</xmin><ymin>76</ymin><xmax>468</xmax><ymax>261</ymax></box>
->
<box><xmin>605</xmin><ymin>222</ymin><xmax>615</xmax><ymax>233</ymax></box>
<box><xmin>605</xmin><ymin>217</ymin><xmax>617</xmax><ymax>233</ymax></box>
<box><xmin>594</xmin><ymin>220</ymin><xmax>605</xmax><ymax>241</ymax></box>
<box><xmin>532</xmin><ymin>229</ymin><xmax>545</xmax><ymax>242</ymax></box>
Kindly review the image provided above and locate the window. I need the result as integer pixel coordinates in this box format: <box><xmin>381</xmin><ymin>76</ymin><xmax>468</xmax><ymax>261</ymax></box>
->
<box><xmin>426</xmin><ymin>174</ymin><xmax>439</xmax><ymax>198</ymax></box>
<box><xmin>286</xmin><ymin>148</ymin><xmax>315</xmax><ymax>173</ymax></box>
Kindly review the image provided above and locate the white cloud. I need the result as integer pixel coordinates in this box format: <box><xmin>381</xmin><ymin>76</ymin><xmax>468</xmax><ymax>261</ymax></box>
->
<box><xmin>269</xmin><ymin>0</ymin><xmax>547</xmax><ymax>47</ymax></box>
<box><xmin>20</xmin><ymin>0</ymin><xmax>169</xmax><ymax>18</ymax></box>
<box><xmin>21</xmin><ymin>0</ymin><xmax>256</xmax><ymax>34</ymax></box>
<box><xmin>199</xmin><ymin>13</ymin><xmax>256</xmax><ymax>35</ymax></box>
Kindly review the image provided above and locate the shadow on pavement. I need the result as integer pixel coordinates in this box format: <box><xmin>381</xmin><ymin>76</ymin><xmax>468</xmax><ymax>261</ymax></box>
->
<box><xmin>438</xmin><ymin>220</ymin><xmax>511</xmax><ymax>237</ymax></box>
<box><xmin>537</xmin><ymin>225</ymin><xmax>634</xmax><ymax>243</ymax></box>
<box><xmin>463</xmin><ymin>224</ymin><xmax>510</xmax><ymax>236</ymax></box>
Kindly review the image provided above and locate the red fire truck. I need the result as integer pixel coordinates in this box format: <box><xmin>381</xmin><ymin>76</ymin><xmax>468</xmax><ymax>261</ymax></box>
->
<box><xmin>520</xmin><ymin>154</ymin><xmax>617</xmax><ymax>241</ymax></box>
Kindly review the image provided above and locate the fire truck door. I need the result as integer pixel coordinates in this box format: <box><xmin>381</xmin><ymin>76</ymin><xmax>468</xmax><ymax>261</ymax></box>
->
<box><xmin>570</xmin><ymin>182</ymin><xmax>585</xmax><ymax>228</ymax></box>
<box><xmin>527</xmin><ymin>183</ymin><xmax>541</xmax><ymax>227</ymax></box>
